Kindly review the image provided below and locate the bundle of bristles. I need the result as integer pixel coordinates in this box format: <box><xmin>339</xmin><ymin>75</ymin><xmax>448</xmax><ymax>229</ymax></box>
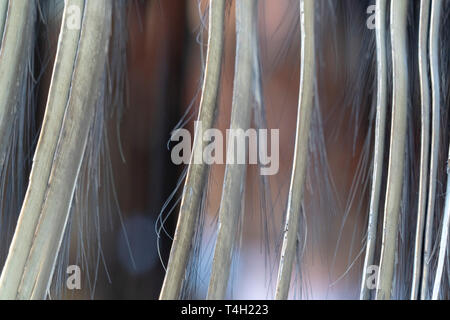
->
<box><xmin>0</xmin><ymin>0</ymin><xmax>448</xmax><ymax>300</ymax></box>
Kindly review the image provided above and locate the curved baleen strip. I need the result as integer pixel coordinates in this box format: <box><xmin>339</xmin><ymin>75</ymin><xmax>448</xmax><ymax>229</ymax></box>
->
<box><xmin>0</xmin><ymin>0</ymin><xmax>83</xmax><ymax>299</ymax></box>
<box><xmin>411</xmin><ymin>0</ymin><xmax>431</xmax><ymax>300</ymax></box>
<box><xmin>360</xmin><ymin>0</ymin><xmax>388</xmax><ymax>300</ymax></box>
<box><xmin>207</xmin><ymin>0</ymin><xmax>257</xmax><ymax>300</ymax></box>
<box><xmin>0</xmin><ymin>0</ymin><xmax>7</xmax><ymax>46</ymax></box>
<box><xmin>0</xmin><ymin>0</ymin><xmax>35</xmax><ymax>176</ymax></box>
<box><xmin>432</xmin><ymin>145</ymin><xmax>450</xmax><ymax>299</ymax></box>
<box><xmin>0</xmin><ymin>0</ymin><xmax>112</xmax><ymax>300</ymax></box>
<box><xmin>375</xmin><ymin>0</ymin><xmax>408</xmax><ymax>300</ymax></box>
<box><xmin>422</xmin><ymin>0</ymin><xmax>443</xmax><ymax>300</ymax></box>
<box><xmin>275</xmin><ymin>0</ymin><xmax>315</xmax><ymax>300</ymax></box>
<box><xmin>160</xmin><ymin>0</ymin><xmax>226</xmax><ymax>300</ymax></box>
<box><xmin>20</xmin><ymin>0</ymin><xmax>112</xmax><ymax>300</ymax></box>
<box><xmin>0</xmin><ymin>0</ymin><xmax>84</xmax><ymax>299</ymax></box>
